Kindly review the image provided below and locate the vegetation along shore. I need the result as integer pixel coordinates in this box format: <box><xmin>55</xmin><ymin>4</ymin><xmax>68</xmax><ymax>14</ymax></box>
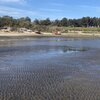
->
<box><xmin>1</xmin><ymin>16</ymin><xmax>100</xmax><ymax>38</ymax></box>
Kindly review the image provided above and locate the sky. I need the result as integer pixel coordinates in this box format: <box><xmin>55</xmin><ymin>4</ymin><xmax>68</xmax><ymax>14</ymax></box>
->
<box><xmin>0</xmin><ymin>0</ymin><xmax>100</xmax><ymax>20</ymax></box>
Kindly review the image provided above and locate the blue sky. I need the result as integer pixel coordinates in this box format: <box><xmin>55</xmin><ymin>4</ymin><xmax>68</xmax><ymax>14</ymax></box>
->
<box><xmin>0</xmin><ymin>0</ymin><xmax>100</xmax><ymax>20</ymax></box>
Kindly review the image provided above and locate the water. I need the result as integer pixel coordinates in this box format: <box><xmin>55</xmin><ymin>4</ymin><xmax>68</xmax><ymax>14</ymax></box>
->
<box><xmin>0</xmin><ymin>37</ymin><xmax>100</xmax><ymax>100</ymax></box>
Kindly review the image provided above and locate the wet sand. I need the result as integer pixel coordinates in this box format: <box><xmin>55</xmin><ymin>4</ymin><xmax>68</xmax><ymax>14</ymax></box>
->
<box><xmin>0</xmin><ymin>37</ymin><xmax>100</xmax><ymax>100</ymax></box>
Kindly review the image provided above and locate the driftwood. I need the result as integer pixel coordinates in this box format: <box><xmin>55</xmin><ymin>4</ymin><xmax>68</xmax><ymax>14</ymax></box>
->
<box><xmin>35</xmin><ymin>31</ymin><xmax>41</xmax><ymax>34</ymax></box>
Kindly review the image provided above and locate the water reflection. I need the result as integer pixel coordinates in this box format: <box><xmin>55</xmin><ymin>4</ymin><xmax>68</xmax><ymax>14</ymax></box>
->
<box><xmin>1</xmin><ymin>37</ymin><xmax>100</xmax><ymax>100</ymax></box>
<box><xmin>0</xmin><ymin>38</ymin><xmax>90</xmax><ymax>70</ymax></box>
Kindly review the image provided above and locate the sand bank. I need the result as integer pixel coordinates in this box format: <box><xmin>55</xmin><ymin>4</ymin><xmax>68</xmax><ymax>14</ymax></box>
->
<box><xmin>0</xmin><ymin>31</ymin><xmax>100</xmax><ymax>38</ymax></box>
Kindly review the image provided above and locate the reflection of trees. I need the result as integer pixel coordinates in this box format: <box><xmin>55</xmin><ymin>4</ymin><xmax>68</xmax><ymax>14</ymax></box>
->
<box><xmin>62</xmin><ymin>47</ymin><xmax>88</xmax><ymax>53</ymax></box>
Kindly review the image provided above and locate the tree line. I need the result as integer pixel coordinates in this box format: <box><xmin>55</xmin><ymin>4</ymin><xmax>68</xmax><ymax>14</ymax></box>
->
<box><xmin>0</xmin><ymin>16</ymin><xmax>100</xmax><ymax>29</ymax></box>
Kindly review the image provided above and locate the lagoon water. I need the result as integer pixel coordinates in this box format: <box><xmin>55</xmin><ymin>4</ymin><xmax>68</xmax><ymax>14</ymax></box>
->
<box><xmin>0</xmin><ymin>37</ymin><xmax>100</xmax><ymax>100</ymax></box>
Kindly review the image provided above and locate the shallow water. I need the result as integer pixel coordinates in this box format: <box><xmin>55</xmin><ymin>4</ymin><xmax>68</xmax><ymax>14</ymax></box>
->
<box><xmin>0</xmin><ymin>37</ymin><xmax>100</xmax><ymax>100</ymax></box>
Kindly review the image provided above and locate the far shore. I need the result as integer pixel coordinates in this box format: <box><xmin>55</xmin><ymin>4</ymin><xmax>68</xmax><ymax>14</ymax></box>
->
<box><xmin>0</xmin><ymin>31</ymin><xmax>100</xmax><ymax>38</ymax></box>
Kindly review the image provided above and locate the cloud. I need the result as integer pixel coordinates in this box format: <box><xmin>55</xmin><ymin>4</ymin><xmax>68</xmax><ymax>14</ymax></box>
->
<box><xmin>40</xmin><ymin>8</ymin><xmax>63</xmax><ymax>13</ymax></box>
<box><xmin>0</xmin><ymin>0</ymin><xmax>27</xmax><ymax>5</ymax></box>
<box><xmin>50</xmin><ymin>3</ymin><xmax>65</xmax><ymax>7</ymax></box>
<box><xmin>80</xmin><ymin>5</ymin><xmax>100</xmax><ymax>12</ymax></box>
<box><xmin>0</xmin><ymin>0</ymin><xmax>25</xmax><ymax>2</ymax></box>
<box><xmin>0</xmin><ymin>6</ymin><xmax>38</xmax><ymax>18</ymax></box>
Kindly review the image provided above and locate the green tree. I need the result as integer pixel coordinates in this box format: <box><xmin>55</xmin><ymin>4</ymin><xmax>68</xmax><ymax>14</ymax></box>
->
<box><xmin>60</xmin><ymin>18</ymin><xmax>68</xmax><ymax>26</ymax></box>
<box><xmin>18</xmin><ymin>17</ymin><xmax>31</xmax><ymax>28</ymax></box>
<box><xmin>39</xmin><ymin>18</ymin><xmax>51</xmax><ymax>26</ymax></box>
<box><xmin>0</xmin><ymin>16</ymin><xmax>14</xmax><ymax>27</ymax></box>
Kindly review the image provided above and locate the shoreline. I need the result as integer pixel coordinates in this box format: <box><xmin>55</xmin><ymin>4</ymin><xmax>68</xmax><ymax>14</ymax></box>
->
<box><xmin>0</xmin><ymin>31</ymin><xmax>100</xmax><ymax>39</ymax></box>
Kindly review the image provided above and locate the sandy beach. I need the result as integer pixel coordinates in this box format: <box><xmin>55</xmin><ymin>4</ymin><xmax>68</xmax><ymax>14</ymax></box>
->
<box><xmin>0</xmin><ymin>31</ymin><xmax>100</xmax><ymax>38</ymax></box>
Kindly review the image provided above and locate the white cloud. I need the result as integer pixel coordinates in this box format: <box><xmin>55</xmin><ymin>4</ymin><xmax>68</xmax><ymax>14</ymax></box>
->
<box><xmin>0</xmin><ymin>0</ymin><xmax>25</xmax><ymax>2</ymax></box>
<box><xmin>51</xmin><ymin>3</ymin><xmax>65</xmax><ymax>7</ymax></box>
<box><xmin>40</xmin><ymin>8</ymin><xmax>63</xmax><ymax>13</ymax></box>
<box><xmin>0</xmin><ymin>6</ymin><xmax>38</xmax><ymax>18</ymax></box>
<box><xmin>80</xmin><ymin>5</ymin><xmax>100</xmax><ymax>12</ymax></box>
<box><xmin>0</xmin><ymin>0</ymin><xmax>27</xmax><ymax>5</ymax></box>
